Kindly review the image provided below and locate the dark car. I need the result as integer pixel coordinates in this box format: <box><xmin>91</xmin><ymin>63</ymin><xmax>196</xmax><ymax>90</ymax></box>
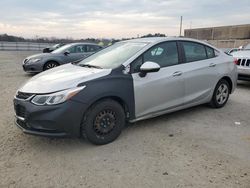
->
<box><xmin>22</xmin><ymin>43</ymin><xmax>102</xmax><ymax>73</ymax></box>
<box><xmin>43</xmin><ymin>43</ymin><xmax>65</xmax><ymax>53</ymax></box>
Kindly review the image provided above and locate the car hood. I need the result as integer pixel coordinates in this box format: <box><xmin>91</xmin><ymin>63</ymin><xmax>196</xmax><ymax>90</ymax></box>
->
<box><xmin>26</xmin><ymin>53</ymin><xmax>60</xmax><ymax>59</ymax></box>
<box><xmin>19</xmin><ymin>64</ymin><xmax>111</xmax><ymax>93</ymax></box>
<box><xmin>232</xmin><ymin>50</ymin><xmax>250</xmax><ymax>58</ymax></box>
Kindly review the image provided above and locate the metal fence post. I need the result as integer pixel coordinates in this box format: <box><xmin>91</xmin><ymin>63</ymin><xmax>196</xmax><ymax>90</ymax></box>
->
<box><xmin>1</xmin><ymin>41</ymin><xmax>3</xmax><ymax>50</ymax></box>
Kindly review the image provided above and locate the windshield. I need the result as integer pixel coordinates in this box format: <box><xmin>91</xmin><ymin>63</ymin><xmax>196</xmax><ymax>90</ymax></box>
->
<box><xmin>52</xmin><ymin>44</ymin><xmax>73</xmax><ymax>54</ymax></box>
<box><xmin>78</xmin><ymin>42</ymin><xmax>148</xmax><ymax>69</ymax></box>
<box><xmin>51</xmin><ymin>44</ymin><xmax>60</xmax><ymax>50</ymax></box>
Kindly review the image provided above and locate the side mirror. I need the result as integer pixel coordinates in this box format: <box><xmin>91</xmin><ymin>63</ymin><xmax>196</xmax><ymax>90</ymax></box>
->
<box><xmin>64</xmin><ymin>51</ymin><xmax>70</xmax><ymax>56</ymax></box>
<box><xmin>139</xmin><ymin>61</ymin><xmax>160</xmax><ymax>77</ymax></box>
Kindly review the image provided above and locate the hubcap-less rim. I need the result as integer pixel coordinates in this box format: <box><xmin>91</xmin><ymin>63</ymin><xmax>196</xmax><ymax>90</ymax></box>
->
<box><xmin>94</xmin><ymin>109</ymin><xmax>116</xmax><ymax>136</ymax></box>
<box><xmin>216</xmin><ymin>83</ymin><xmax>229</xmax><ymax>105</ymax></box>
<box><xmin>46</xmin><ymin>63</ymin><xmax>57</xmax><ymax>69</ymax></box>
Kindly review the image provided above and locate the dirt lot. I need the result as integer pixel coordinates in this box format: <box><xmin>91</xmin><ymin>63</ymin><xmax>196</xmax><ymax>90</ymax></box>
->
<box><xmin>0</xmin><ymin>51</ymin><xmax>250</xmax><ymax>188</ymax></box>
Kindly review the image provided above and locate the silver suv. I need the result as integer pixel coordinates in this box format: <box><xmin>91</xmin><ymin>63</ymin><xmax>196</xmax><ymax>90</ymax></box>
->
<box><xmin>232</xmin><ymin>50</ymin><xmax>250</xmax><ymax>81</ymax></box>
<box><xmin>14</xmin><ymin>37</ymin><xmax>237</xmax><ymax>145</ymax></box>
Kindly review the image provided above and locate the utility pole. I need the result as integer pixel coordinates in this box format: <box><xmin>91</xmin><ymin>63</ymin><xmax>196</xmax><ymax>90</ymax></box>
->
<box><xmin>179</xmin><ymin>16</ymin><xmax>183</xmax><ymax>36</ymax></box>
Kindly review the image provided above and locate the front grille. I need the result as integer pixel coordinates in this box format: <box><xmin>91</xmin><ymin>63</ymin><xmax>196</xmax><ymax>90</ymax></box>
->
<box><xmin>16</xmin><ymin>91</ymin><xmax>33</xmax><ymax>100</ymax></box>
<box><xmin>237</xmin><ymin>58</ymin><xmax>250</xmax><ymax>67</ymax></box>
<box><xmin>17</xmin><ymin>119</ymin><xmax>27</xmax><ymax>128</ymax></box>
<box><xmin>14</xmin><ymin>104</ymin><xmax>26</xmax><ymax>118</ymax></box>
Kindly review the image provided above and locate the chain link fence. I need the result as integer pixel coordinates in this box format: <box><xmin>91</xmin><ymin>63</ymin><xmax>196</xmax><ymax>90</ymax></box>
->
<box><xmin>0</xmin><ymin>41</ymin><xmax>55</xmax><ymax>51</ymax></box>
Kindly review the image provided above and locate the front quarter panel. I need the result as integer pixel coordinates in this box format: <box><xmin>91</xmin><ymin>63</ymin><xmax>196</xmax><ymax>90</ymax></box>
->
<box><xmin>72</xmin><ymin>67</ymin><xmax>136</xmax><ymax>120</ymax></box>
<box><xmin>43</xmin><ymin>54</ymin><xmax>64</xmax><ymax>65</ymax></box>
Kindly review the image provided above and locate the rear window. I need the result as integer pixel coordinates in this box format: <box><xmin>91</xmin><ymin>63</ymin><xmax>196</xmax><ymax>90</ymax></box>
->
<box><xmin>86</xmin><ymin>45</ymin><xmax>101</xmax><ymax>52</ymax></box>
<box><xmin>182</xmin><ymin>42</ymin><xmax>207</xmax><ymax>62</ymax></box>
<box><xmin>206</xmin><ymin>46</ymin><xmax>215</xmax><ymax>58</ymax></box>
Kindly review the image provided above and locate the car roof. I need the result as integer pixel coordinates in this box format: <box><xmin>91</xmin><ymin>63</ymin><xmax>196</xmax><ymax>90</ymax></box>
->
<box><xmin>120</xmin><ymin>37</ymin><xmax>221</xmax><ymax>67</ymax></box>
<box><xmin>123</xmin><ymin>37</ymin><xmax>219</xmax><ymax>50</ymax></box>
<box><xmin>68</xmin><ymin>42</ymin><xmax>101</xmax><ymax>46</ymax></box>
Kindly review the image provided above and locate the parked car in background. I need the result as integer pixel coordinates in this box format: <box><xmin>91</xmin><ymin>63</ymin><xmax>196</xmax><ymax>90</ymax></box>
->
<box><xmin>14</xmin><ymin>37</ymin><xmax>237</xmax><ymax>145</ymax></box>
<box><xmin>227</xmin><ymin>48</ymin><xmax>241</xmax><ymax>55</ymax></box>
<box><xmin>22</xmin><ymin>43</ymin><xmax>102</xmax><ymax>73</ymax></box>
<box><xmin>222</xmin><ymin>48</ymin><xmax>241</xmax><ymax>55</ymax></box>
<box><xmin>243</xmin><ymin>43</ymin><xmax>250</xmax><ymax>50</ymax></box>
<box><xmin>232</xmin><ymin>50</ymin><xmax>250</xmax><ymax>80</ymax></box>
<box><xmin>43</xmin><ymin>43</ymin><xmax>65</xmax><ymax>53</ymax></box>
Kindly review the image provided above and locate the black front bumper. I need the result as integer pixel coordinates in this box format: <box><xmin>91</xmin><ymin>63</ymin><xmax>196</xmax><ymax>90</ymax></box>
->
<box><xmin>13</xmin><ymin>98</ymin><xmax>88</xmax><ymax>137</ymax></box>
<box><xmin>15</xmin><ymin>118</ymin><xmax>67</xmax><ymax>137</ymax></box>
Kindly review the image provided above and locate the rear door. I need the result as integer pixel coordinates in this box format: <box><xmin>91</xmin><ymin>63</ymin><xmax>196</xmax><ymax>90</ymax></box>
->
<box><xmin>180</xmin><ymin>41</ymin><xmax>219</xmax><ymax>105</ymax></box>
<box><xmin>131</xmin><ymin>41</ymin><xmax>186</xmax><ymax>119</ymax></box>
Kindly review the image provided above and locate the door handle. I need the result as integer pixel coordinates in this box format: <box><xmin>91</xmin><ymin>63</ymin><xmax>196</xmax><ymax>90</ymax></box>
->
<box><xmin>172</xmin><ymin>71</ymin><xmax>183</xmax><ymax>77</ymax></box>
<box><xmin>209</xmin><ymin>63</ymin><xmax>216</xmax><ymax>67</ymax></box>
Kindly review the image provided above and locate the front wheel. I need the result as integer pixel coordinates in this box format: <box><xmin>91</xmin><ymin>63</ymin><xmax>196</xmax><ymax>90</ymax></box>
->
<box><xmin>210</xmin><ymin>79</ymin><xmax>230</xmax><ymax>108</ymax></box>
<box><xmin>81</xmin><ymin>99</ymin><xmax>125</xmax><ymax>145</ymax></box>
<box><xmin>43</xmin><ymin>61</ymin><xmax>58</xmax><ymax>71</ymax></box>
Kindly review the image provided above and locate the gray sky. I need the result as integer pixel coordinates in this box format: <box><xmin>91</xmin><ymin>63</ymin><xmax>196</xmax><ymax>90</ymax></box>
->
<box><xmin>0</xmin><ymin>0</ymin><xmax>249</xmax><ymax>39</ymax></box>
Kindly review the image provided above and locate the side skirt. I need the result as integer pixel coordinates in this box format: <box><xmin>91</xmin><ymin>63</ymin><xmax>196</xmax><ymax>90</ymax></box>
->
<box><xmin>129</xmin><ymin>98</ymin><xmax>211</xmax><ymax>123</ymax></box>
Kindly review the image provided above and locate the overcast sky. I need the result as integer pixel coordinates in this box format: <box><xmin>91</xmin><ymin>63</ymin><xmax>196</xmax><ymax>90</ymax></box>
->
<box><xmin>0</xmin><ymin>0</ymin><xmax>249</xmax><ymax>39</ymax></box>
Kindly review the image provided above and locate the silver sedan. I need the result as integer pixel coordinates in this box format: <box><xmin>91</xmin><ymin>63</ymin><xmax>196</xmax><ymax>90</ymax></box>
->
<box><xmin>22</xmin><ymin>43</ymin><xmax>102</xmax><ymax>73</ymax></box>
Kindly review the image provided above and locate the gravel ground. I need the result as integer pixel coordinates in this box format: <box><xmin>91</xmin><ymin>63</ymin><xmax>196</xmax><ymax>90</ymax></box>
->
<box><xmin>0</xmin><ymin>51</ymin><xmax>250</xmax><ymax>188</ymax></box>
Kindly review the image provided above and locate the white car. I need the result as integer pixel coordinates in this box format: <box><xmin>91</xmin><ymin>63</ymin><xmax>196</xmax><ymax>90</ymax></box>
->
<box><xmin>232</xmin><ymin>50</ymin><xmax>250</xmax><ymax>80</ymax></box>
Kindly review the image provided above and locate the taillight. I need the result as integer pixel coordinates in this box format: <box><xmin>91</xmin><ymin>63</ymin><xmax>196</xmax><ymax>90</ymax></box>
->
<box><xmin>234</xmin><ymin>59</ymin><xmax>238</xmax><ymax>65</ymax></box>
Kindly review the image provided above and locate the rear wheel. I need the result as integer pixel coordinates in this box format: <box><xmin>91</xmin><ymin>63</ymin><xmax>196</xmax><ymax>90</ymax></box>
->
<box><xmin>43</xmin><ymin>61</ymin><xmax>59</xmax><ymax>71</ymax></box>
<box><xmin>210</xmin><ymin>79</ymin><xmax>230</xmax><ymax>108</ymax></box>
<box><xmin>81</xmin><ymin>99</ymin><xmax>125</xmax><ymax>145</ymax></box>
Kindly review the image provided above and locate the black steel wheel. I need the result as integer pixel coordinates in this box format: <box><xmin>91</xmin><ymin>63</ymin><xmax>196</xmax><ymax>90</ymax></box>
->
<box><xmin>94</xmin><ymin>109</ymin><xmax>117</xmax><ymax>136</ymax></box>
<box><xmin>81</xmin><ymin>99</ymin><xmax>125</xmax><ymax>145</ymax></box>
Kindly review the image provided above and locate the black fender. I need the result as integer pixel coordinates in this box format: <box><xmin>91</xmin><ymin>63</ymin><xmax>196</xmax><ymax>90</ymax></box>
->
<box><xmin>72</xmin><ymin>66</ymin><xmax>135</xmax><ymax>120</ymax></box>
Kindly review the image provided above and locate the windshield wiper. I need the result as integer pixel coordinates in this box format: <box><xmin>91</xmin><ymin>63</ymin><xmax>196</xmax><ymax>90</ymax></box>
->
<box><xmin>78</xmin><ymin>64</ymin><xmax>103</xmax><ymax>69</ymax></box>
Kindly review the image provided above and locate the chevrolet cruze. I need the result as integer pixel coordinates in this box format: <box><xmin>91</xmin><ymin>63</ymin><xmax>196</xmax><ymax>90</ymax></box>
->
<box><xmin>14</xmin><ymin>37</ymin><xmax>237</xmax><ymax>145</ymax></box>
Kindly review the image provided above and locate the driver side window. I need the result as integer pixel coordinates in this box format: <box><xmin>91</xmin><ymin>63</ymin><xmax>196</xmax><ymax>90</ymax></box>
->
<box><xmin>130</xmin><ymin>41</ymin><xmax>179</xmax><ymax>73</ymax></box>
<box><xmin>68</xmin><ymin>45</ymin><xmax>86</xmax><ymax>53</ymax></box>
<box><xmin>68</xmin><ymin>46</ymin><xmax>76</xmax><ymax>53</ymax></box>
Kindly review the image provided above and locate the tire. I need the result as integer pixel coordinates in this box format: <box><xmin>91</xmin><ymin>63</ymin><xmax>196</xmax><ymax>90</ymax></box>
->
<box><xmin>210</xmin><ymin>79</ymin><xmax>230</xmax><ymax>108</ymax></box>
<box><xmin>43</xmin><ymin>61</ymin><xmax>59</xmax><ymax>71</ymax></box>
<box><xmin>81</xmin><ymin>99</ymin><xmax>125</xmax><ymax>145</ymax></box>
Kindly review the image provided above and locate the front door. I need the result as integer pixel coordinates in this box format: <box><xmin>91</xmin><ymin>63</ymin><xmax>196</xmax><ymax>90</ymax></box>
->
<box><xmin>64</xmin><ymin>45</ymin><xmax>88</xmax><ymax>63</ymax></box>
<box><xmin>131</xmin><ymin>41</ymin><xmax>185</xmax><ymax>119</ymax></box>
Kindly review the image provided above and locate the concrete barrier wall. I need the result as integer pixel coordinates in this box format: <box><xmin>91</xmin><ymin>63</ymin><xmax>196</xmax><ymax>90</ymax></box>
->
<box><xmin>185</xmin><ymin>24</ymin><xmax>250</xmax><ymax>40</ymax></box>
<box><xmin>207</xmin><ymin>39</ymin><xmax>250</xmax><ymax>48</ymax></box>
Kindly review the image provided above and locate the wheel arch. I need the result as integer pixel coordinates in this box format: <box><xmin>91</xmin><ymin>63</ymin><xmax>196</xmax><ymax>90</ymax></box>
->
<box><xmin>43</xmin><ymin>60</ymin><xmax>60</xmax><ymax>69</ymax></box>
<box><xmin>220</xmin><ymin>76</ymin><xmax>233</xmax><ymax>94</ymax></box>
<box><xmin>86</xmin><ymin>95</ymin><xmax>130</xmax><ymax>120</ymax></box>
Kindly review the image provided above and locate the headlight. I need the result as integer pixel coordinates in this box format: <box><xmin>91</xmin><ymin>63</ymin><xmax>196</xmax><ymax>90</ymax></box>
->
<box><xmin>31</xmin><ymin>86</ymin><xmax>85</xmax><ymax>105</ymax></box>
<box><xmin>28</xmin><ymin>58</ymin><xmax>42</xmax><ymax>63</ymax></box>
